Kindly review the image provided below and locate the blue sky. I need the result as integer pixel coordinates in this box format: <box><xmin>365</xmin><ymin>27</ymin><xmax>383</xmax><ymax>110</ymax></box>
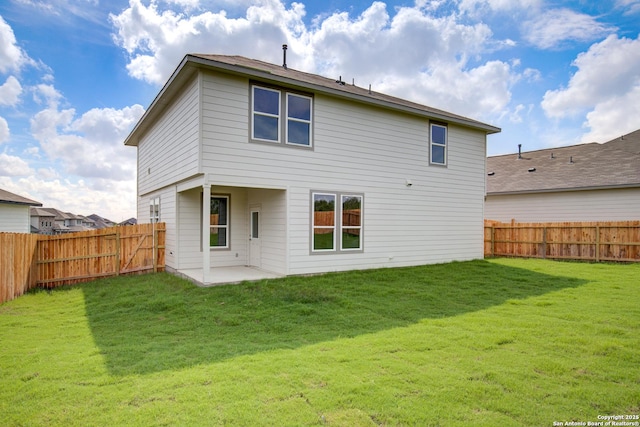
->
<box><xmin>1</xmin><ymin>0</ymin><xmax>639</xmax><ymax>221</ymax></box>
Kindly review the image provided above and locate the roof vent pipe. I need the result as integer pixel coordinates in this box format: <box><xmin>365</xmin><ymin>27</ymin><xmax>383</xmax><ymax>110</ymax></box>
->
<box><xmin>518</xmin><ymin>144</ymin><xmax>522</xmax><ymax>159</ymax></box>
<box><xmin>282</xmin><ymin>44</ymin><xmax>288</xmax><ymax>70</ymax></box>
<box><xmin>569</xmin><ymin>156</ymin><xmax>574</xmax><ymax>164</ymax></box>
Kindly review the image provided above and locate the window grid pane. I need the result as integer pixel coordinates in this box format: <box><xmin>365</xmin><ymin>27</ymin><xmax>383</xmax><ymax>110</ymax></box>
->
<box><xmin>313</xmin><ymin>193</ymin><xmax>335</xmax><ymax>251</ymax></box>
<box><xmin>286</xmin><ymin>93</ymin><xmax>312</xmax><ymax>146</ymax></box>
<box><xmin>253</xmin><ymin>86</ymin><xmax>280</xmax><ymax>142</ymax></box>
<box><xmin>210</xmin><ymin>196</ymin><xmax>229</xmax><ymax>248</ymax></box>
<box><xmin>341</xmin><ymin>195</ymin><xmax>362</xmax><ymax>250</ymax></box>
<box><xmin>430</xmin><ymin>124</ymin><xmax>447</xmax><ymax>165</ymax></box>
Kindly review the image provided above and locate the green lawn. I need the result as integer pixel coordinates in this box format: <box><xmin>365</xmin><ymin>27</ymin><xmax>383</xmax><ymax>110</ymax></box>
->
<box><xmin>1</xmin><ymin>259</ymin><xmax>638</xmax><ymax>426</ymax></box>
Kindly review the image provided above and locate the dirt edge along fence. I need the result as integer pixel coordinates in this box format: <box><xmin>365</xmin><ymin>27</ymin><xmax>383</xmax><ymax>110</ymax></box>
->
<box><xmin>484</xmin><ymin>220</ymin><xmax>640</xmax><ymax>262</ymax></box>
<box><xmin>0</xmin><ymin>223</ymin><xmax>165</xmax><ymax>304</ymax></box>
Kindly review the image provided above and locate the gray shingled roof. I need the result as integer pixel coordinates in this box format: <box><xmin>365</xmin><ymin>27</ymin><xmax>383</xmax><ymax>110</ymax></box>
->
<box><xmin>191</xmin><ymin>54</ymin><xmax>500</xmax><ymax>133</ymax></box>
<box><xmin>125</xmin><ymin>53</ymin><xmax>499</xmax><ymax>146</ymax></box>
<box><xmin>0</xmin><ymin>188</ymin><xmax>42</xmax><ymax>206</ymax></box>
<box><xmin>486</xmin><ymin>129</ymin><xmax>640</xmax><ymax>194</ymax></box>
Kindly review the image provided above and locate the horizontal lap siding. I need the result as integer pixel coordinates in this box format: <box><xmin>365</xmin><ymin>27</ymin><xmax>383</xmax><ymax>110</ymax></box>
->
<box><xmin>177</xmin><ymin>189</ymin><xmax>202</xmax><ymax>269</ymax></box>
<box><xmin>200</xmin><ymin>72</ymin><xmax>486</xmax><ymax>275</ymax></box>
<box><xmin>138</xmin><ymin>187</ymin><xmax>176</xmax><ymax>268</ymax></box>
<box><xmin>485</xmin><ymin>188</ymin><xmax>640</xmax><ymax>222</ymax></box>
<box><xmin>0</xmin><ymin>205</ymin><xmax>30</xmax><ymax>233</ymax></box>
<box><xmin>138</xmin><ymin>76</ymin><xmax>200</xmax><ymax>197</ymax></box>
<box><xmin>248</xmin><ymin>189</ymin><xmax>287</xmax><ymax>275</ymax></box>
<box><xmin>210</xmin><ymin>186</ymin><xmax>247</xmax><ymax>268</ymax></box>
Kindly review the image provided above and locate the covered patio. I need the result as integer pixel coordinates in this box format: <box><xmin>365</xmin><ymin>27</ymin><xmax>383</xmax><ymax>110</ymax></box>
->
<box><xmin>174</xmin><ymin>266</ymin><xmax>282</xmax><ymax>287</ymax></box>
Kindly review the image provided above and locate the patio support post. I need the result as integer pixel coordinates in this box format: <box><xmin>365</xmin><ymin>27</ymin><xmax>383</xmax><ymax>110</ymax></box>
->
<box><xmin>202</xmin><ymin>183</ymin><xmax>211</xmax><ymax>283</ymax></box>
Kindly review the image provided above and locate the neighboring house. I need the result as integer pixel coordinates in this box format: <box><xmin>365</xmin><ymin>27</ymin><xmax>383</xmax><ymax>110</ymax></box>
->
<box><xmin>124</xmin><ymin>53</ymin><xmax>500</xmax><ymax>283</ymax></box>
<box><xmin>30</xmin><ymin>207</ymin><xmax>56</xmax><ymax>235</ymax></box>
<box><xmin>118</xmin><ymin>218</ymin><xmax>137</xmax><ymax>226</ymax></box>
<box><xmin>0</xmin><ymin>188</ymin><xmax>42</xmax><ymax>233</ymax></box>
<box><xmin>485</xmin><ymin>129</ymin><xmax>640</xmax><ymax>222</ymax></box>
<box><xmin>87</xmin><ymin>214</ymin><xmax>117</xmax><ymax>229</ymax></box>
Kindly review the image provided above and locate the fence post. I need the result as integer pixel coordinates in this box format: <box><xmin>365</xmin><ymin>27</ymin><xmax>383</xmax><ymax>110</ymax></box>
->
<box><xmin>115</xmin><ymin>228</ymin><xmax>121</xmax><ymax>276</ymax></box>
<box><xmin>491</xmin><ymin>226</ymin><xmax>495</xmax><ymax>257</ymax></box>
<box><xmin>542</xmin><ymin>227</ymin><xmax>547</xmax><ymax>259</ymax></box>
<box><xmin>595</xmin><ymin>225</ymin><xmax>600</xmax><ymax>263</ymax></box>
<box><xmin>153</xmin><ymin>225</ymin><xmax>158</xmax><ymax>273</ymax></box>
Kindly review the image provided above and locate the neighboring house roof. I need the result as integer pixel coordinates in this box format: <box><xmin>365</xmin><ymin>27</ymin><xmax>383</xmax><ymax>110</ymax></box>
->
<box><xmin>486</xmin><ymin>129</ymin><xmax>640</xmax><ymax>195</ymax></box>
<box><xmin>0</xmin><ymin>188</ymin><xmax>42</xmax><ymax>206</ymax></box>
<box><xmin>118</xmin><ymin>218</ymin><xmax>137</xmax><ymax>226</ymax></box>
<box><xmin>87</xmin><ymin>213</ymin><xmax>116</xmax><ymax>229</ymax></box>
<box><xmin>30</xmin><ymin>207</ymin><xmax>56</xmax><ymax>217</ymax></box>
<box><xmin>125</xmin><ymin>53</ymin><xmax>500</xmax><ymax>147</ymax></box>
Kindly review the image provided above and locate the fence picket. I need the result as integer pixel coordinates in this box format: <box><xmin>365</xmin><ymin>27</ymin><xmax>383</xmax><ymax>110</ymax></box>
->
<box><xmin>0</xmin><ymin>223</ymin><xmax>165</xmax><ymax>304</ymax></box>
<box><xmin>484</xmin><ymin>220</ymin><xmax>640</xmax><ymax>262</ymax></box>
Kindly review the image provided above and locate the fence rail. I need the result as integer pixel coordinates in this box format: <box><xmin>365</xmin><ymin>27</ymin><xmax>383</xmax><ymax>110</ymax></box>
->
<box><xmin>1</xmin><ymin>223</ymin><xmax>165</xmax><ymax>304</ymax></box>
<box><xmin>484</xmin><ymin>220</ymin><xmax>640</xmax><ymax>262</ymax></box>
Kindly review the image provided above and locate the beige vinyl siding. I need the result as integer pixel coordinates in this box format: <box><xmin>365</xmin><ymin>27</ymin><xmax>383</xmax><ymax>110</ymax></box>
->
<box><xmin>199</xmin><ymin>71</ymin><xmax>487</xmax><ymax>275</ymax></box>
<box><xmin>209</xmin><ymin>187</ymin><xmax>248</xmax><ymax>268</ymax></box>
<box><xmin>485</xmin><ymin>188</ymin><xmax>640</xmax><ymax>222</ymax></box>
<box><xmin>0</xmin><ymin>204</ymin><xmax>30</xmax><ymax>233</ymax></box>
<box><xmin>137</xmin><ymin>187</ymin><xmax>176</xmax><ymax>268</ymax></box>
<box><xmin>176</xmin><ymin>188</ymin><xmax>202</xmax><ymax>269</ymax></box>
<box><xmin>247</xmin><ymin>188</ymin><xmax>287</xmax><ymax>275</ymax></box>
<box><xmin>138</xmin><ymin>75</ymin><xmax>200</xmax><ymax>197</ymax></box>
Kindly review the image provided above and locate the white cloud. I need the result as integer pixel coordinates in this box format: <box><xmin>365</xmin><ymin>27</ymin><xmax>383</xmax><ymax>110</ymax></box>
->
<box><xmin>523</xmin><ymin>8</ymin><xmax>615</xmax><ymax>49</ymax></box>
<box><xmin>0</xmin><ymin>16</ymin><xmax>33</xmax><ymax>73</ymax></box>
<box><xmin>30</xmin><ymin>102</ymin><xmax>145</xmax><ymax>180</ymax></box>
<box><xmin>458</xmin><ymin>0</ymin><xmax>542</xmax><ymax>15</ymax></box>
<box><xmin>0</xmin><ymin>76</ymin><xmax>23</xmax><ymax>106</ymax></box>
<box><xmin>541</xmin><ymin>34</ymin><xmax>640</xmax><ymax>142</ymax></box>
<box><xmin>0</xmin><ymin>175</ymin><xmax>136</xmax><ymax>221</ymax></box>
<box><xmin>0</xmin><ymin>116</ymin><xmax>9</xmax><ymax>143</ymax></box>
<box><xmin>616</xmin><ymin>0</ymin><xmax>640</xmax><ymax>15</ymax></box>
<box><xmin>581</xmin><ymin>85</ymin><xmax>640</xmax><ymax>143</ymax></box>
<box><xmin>110</xmin><ymin>0</ymin><xmax>518</xmax><ymax>121</ymax></box>
<box><xmin>0</xmin><ymin>152</ymin><xmax>34</xmax><ymax>176</ymax></box>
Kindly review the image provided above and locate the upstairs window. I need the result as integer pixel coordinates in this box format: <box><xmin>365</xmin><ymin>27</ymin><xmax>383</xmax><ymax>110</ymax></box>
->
<box><xmin>286</xmin><ymin>93</ymin><xmax>312</xmax><ymax>146</ymax></box>
<box><xmin>430</xmin><ymin>123</ymin><xmax>447</xmax><ymax>165</ymax></box>
<box><xmin>252</xmin><ymin>86</ymin><xmax>281</xmax><ymax>142</ymax></box>
<box><xmin>251</xmin><ymin>84</ymin><xmax>313</xmax><ymax>148</ymax></box>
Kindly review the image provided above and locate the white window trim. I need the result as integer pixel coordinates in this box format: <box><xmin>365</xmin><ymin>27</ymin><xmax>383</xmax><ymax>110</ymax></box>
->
<box><xmin>430</xmin><ymin>123</ymin><xmax>448</xmax><ymax>166</ymax></box>
<box><xmin>311</xmin><ymin>191</ymin><xmax>364</xmax><ymax>254</ymax></box>
<box><xmin>340</xmin><ymin>194</ymin><xmax>363</xmax><ymax>251</ymax></box>
<box><xmin>150</xmin><ymin>197</ymin><xmax>160</xmax><ymax>223</ymax></box>
<box><xmin>251</xmin><ymin>85</ymin><xmax>281</xmax><ymax>143</ymax></box>
<box><xmin>285</xmin><ymin>92</ymin><xmax>313</xmax><ymax>147</ymax></box>
<box><xmin>210</xmin><ymin>195</ymin><xmax>230</xmax><ymax>250</ymax></box>
<box><xmin>311</xmin><ymin>192</ymin><xmax>336</xmax><ymax>253</ymax></box>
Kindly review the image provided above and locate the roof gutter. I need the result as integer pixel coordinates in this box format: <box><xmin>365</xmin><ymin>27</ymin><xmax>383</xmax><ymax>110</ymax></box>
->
<box><xmin>487</xmin><ymin>182</ymin><xmax>640</xmax><ymax>196</ymax></box>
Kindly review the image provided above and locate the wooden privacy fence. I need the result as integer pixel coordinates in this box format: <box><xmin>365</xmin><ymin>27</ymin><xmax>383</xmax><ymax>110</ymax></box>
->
<box><xmin>0</xmin><ymin>223</ymin><xmax>165</xmax><ymax>304</ymax></box>
<box><xmin>484</xmin><ymin>220</ymin><xmax>640</xmax><ymax>262</ymax></box>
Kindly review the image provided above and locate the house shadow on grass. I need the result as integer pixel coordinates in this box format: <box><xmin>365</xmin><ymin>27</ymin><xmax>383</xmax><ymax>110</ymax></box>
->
<box><xmin>81</xmin><ymin>260</ymin><xmax>587</xmax><ymax>376</ymax></box>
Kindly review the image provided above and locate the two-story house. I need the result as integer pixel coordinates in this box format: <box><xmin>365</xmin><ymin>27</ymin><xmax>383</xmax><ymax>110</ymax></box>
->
<box><xmin>124</xmin><ymin>53</ymin><xmax>500</xmax><ymax>285</ymax></box>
